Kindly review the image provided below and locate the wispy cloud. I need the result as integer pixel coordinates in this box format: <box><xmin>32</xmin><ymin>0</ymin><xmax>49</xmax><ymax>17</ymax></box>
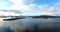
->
<box><xmin>0</xmin><ymin>11</ymin><xmax>20</xmax><ymax>16</ymax></box>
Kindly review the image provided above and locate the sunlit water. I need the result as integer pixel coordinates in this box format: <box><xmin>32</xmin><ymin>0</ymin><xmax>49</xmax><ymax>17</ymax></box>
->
<box><xmin>0</xmin><ymin>17</ymin><xmax>60</xmax><ymax>32</ymax></box>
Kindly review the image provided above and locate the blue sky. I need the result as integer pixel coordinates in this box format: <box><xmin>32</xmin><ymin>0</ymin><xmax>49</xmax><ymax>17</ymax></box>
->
<box><xmin>0</xmin><ymin>0</ymin><xmax>60</xmax><ymax>16</ymax></box>
<box><xmin>32</xmin><ymin>0</ymin><xmax>57</xmax><ymax>5</ymax></box>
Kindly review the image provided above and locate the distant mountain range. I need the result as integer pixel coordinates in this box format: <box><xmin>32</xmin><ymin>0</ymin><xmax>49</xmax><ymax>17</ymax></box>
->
<box><xmin>31</xmin><ymin>15</ymin><xmax>60</xmax><ymax>18</ymax></box>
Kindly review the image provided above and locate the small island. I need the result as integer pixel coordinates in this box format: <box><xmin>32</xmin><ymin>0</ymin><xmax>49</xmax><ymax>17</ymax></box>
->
<box><xmin>0</xmin><ymin>16</ymin><xmax>25</xmax><ymax>21</ymax></box>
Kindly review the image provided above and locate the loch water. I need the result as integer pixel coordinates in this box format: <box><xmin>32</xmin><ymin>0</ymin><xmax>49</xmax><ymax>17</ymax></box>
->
<box><xmin>0</xmin><ymin>17</ymin><xmax>60</xmax><ymax>32</ymax></box>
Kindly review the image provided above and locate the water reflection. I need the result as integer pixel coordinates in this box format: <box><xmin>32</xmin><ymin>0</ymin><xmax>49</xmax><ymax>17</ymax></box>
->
<box><xmin>0</xmin><ymin>18</ymin><xmax>58</xmax><ymax>32</ymax></box>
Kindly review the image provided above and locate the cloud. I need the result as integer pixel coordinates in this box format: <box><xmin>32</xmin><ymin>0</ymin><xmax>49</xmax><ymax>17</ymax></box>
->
<box><xmin>9</xmin><ymin>0</ymin><xmax>38</xmax><ymax>16</ymax></box>
<box><xmin>38</xmin><ymin>4</ymin><xmax>49</xmax><ymax>12</ymax></box>
<box><xmin>0</xmin><ymin>11</ymin><xmax>20</xmax><ymax>16</ymax></box>
<box><xmin>9</xmin><ymin>0</ymin><xmax>60</xmax><ymax>16</ymax></box>
<box><xmin>21</xmin><ymin>4</ymin><xmax>37</xmax><ymax>11</ymax></box>
<box><xmin>9</xmin><ymin>0</ymin><xmax>24</xmax><ymax>4</ymax></box>
<box><xmin>38</xmin><ymin>4</ymin><xmax>56</xmax><ymax>15</ymax></box>
<box><xmin>0</xmin><ymin>0</ymin><xmax>60</xmax><ymax>16</ymax></box>
<box><xmin>9</xmin><ymin>0</ymin><xmax>34</xmax><ymax>10</ymax></box>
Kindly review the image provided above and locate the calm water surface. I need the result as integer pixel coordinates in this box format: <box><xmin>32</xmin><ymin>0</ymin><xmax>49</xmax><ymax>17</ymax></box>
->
<box><xmin>0</xmin><ymin>17</ymin><xmax>60</xmax><ymax>32</ymax></box>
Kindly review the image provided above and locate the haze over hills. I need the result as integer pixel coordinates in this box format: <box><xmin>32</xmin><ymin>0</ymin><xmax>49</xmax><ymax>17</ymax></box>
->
<box><xmin>0</xmin><ymin>10</ymin><xmax>57</xmax><ymax>16</ymax></box>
